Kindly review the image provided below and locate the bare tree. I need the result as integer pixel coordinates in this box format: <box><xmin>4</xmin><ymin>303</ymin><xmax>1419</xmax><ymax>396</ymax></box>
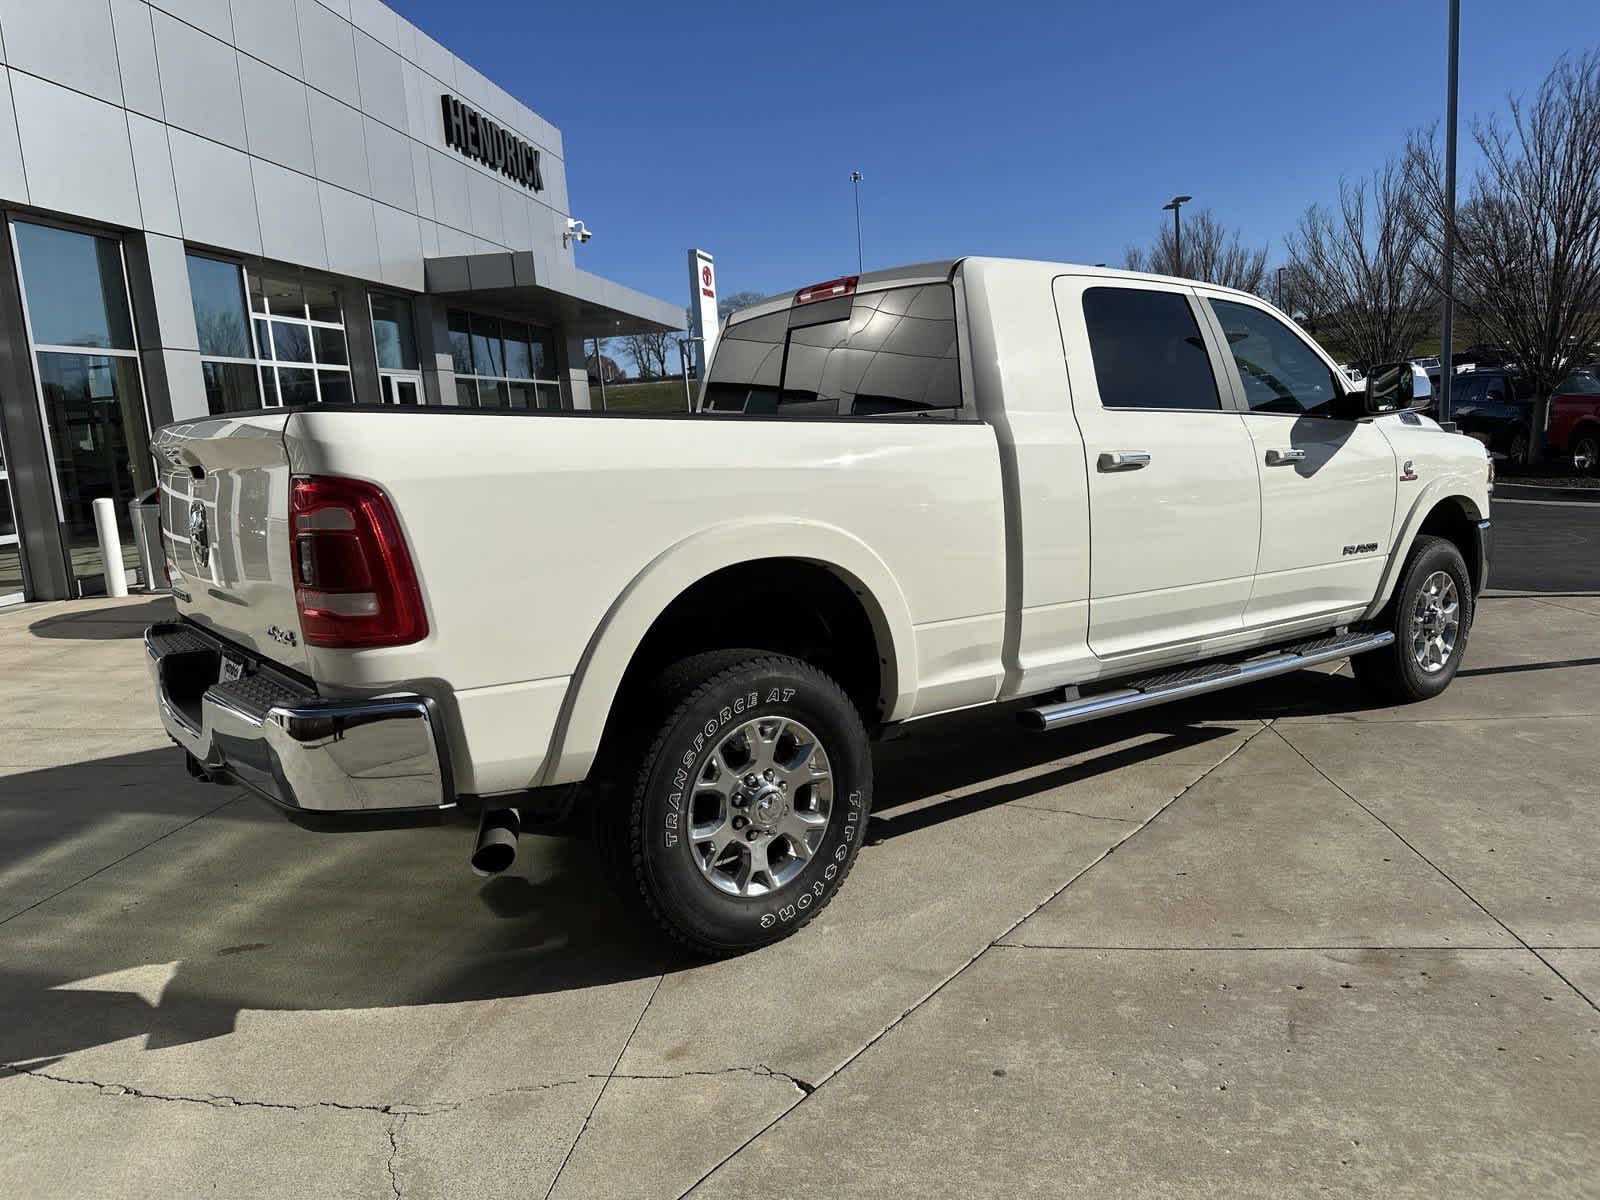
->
<box><xmin>1285</xmin><ymin>162</ymin><xmax>1438</xmax><ymax>369</ymax></box>
<box><xmin>1125</xmin><ymin>208</ymin><xmax>1270</xmax><ymax>294</ymax></box>
<box><xmin>621</xmin><ymin>330</ymin><xmax>673</xmax><ymax>379</ymax></box>
<box><xmin>1405</xmin><ymin>50</ymin><xmax>1600</xmax><ymax>458</ymax></box>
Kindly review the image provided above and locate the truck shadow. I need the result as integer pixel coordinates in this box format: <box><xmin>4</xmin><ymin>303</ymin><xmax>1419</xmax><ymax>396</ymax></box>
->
<box><xmin>0</xmin><ymin>664</ymin><xmax>1379</xmax><ymax>1068</ymax></box>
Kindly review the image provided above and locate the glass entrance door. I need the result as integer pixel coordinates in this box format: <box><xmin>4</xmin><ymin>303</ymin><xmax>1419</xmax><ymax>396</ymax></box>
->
<box><xmin>11</xmin><ymin>221</ymin><xmax>153</xmax><ymax>594</ymax></box>
<box><xmin>0</xmin><ymin>438</ymin><xmax>24</xmax><ymax>605</ymax></box>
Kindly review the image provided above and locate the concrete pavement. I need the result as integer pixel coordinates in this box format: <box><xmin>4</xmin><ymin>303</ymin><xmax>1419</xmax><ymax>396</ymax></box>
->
<box><xmin>3</xmin><ymin>540</ymin><xmax>1599</xmax><ymax>1196</ymax></box>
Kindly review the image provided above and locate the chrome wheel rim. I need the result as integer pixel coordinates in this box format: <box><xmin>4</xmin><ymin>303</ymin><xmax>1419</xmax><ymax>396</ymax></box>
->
<box><xmin>1410</xmin><ymin>570</ymin><xmax>1460</xmax><ymax>674</ymax></box>
<box><xmin>687</xmin><ymin>716</ymin><xmax>833</xmax><ymax>897</ymax></box>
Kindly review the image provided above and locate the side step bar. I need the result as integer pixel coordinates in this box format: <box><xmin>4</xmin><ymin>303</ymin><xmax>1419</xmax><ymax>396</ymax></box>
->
<box><xmin>1018</xmin><ymin>629</ymin><xmax>1395</xmax><ymax>732</ymax></box>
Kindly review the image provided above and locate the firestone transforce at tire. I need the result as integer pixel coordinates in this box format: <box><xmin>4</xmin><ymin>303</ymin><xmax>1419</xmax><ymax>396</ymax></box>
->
<box><xmin>1351</xmin><ymin>534</ymin><xmax>1474</xmax><ymax>703</ymax></box>
<box><xmin>621</xmin><ymin>654</ymin><xmax>872</xmax><ymax>956</ymax></box>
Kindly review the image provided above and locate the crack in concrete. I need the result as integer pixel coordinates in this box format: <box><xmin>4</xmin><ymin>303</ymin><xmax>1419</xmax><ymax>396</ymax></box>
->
<box><xmin>385</xmin><ymin>1113</ymin><xmax>406</xmax><ymax>1200</ymax></box>
<box><xmin>1005</xmin><ymin>802</ymin><xmax>1142</xmax><ymax>823</ymax></box>
<box><xmin>610</xmin><ymin>1065</ymin><xmax>814</xmax><ymax>1097</ymax></box>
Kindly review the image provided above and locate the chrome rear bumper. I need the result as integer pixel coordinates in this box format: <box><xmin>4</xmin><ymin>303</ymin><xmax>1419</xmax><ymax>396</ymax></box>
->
<box><xmin>145</xmin><ymin>621</ymin><xmax>452</xmax><ymax>814</ymax></box>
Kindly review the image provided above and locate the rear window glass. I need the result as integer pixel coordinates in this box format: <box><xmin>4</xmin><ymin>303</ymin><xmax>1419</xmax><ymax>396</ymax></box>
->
<box><xmin>703</xmin><ymin>284</ymin><xmax>962</xmax><ymax>417</ymax></box>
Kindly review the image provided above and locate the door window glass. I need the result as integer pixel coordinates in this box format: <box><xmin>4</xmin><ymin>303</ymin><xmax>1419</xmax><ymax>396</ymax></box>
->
<box><xmin>1082</xmin><ymin>287</ymin><xmax>1219</xmax><ymax>411</ymax></box>
<box><xmin>1557</xmin><ymin>369</ymin><xmax>1600</xmax><ymax>395</ymax></box>
<box><xmin>1209</xmin><ymin>299</ymin><xmax>1340</xmax><ymax>416</ymax></box>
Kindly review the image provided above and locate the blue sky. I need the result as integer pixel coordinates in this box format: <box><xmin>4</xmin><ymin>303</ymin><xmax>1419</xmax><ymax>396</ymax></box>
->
<box><xmin>388</xmin><ymin>0</ymin><xmax>1594</xmax><ymax>311</ymax></box>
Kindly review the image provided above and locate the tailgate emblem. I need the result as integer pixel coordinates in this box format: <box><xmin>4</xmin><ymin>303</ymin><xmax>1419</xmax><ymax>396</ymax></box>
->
<box><xmin>188</xmin><ymin>500</ymin><xmax>210</xmax><ymax>569</ymax></box>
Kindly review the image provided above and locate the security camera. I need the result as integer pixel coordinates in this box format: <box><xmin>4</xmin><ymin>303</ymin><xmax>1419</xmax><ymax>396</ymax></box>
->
<box><xmin>564</xmin><ymin>218</ymin><xmax>592</xmax><ymax>247</ymax></box>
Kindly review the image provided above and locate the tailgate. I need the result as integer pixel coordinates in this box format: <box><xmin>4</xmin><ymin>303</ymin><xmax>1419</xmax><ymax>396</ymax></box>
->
<box><xmin>152</xmin><ymin>414</ymin><xmax>309</xmax><ymax>674</ymax></box>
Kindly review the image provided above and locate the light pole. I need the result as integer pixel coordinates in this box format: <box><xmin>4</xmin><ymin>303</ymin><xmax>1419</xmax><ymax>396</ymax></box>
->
<box><xmin>1437</xmin><ymin>0</ymin><xmax>1460</xmax><ymax>428</ymax></box>
<box><xmin>850</xmin><ymin>170</ymin><xmax>864</xmax><ymax>274</ymax></box>
<box><xmin>1163</xmin><ymin>194</ymin><xmax>1193</xmax><ymax>277</ymax></box>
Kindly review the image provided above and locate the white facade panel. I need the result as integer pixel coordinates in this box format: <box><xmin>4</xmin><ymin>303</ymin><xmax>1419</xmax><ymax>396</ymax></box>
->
<box><xmin>126</xmin><ymin>113</ymin><xmax>181</xmax><ymax>236</ymax></box>
<box><xmin>152</xmin><ymin>10</ymin><xmax>246</xmax><ymax>146</ymax></box>
<box><xmin>150</xmin><ymin>0</ymin><xmax>233</xmax><ymax>41</ymax></box>
<box><xmin>239</xmin><ymin>57</ymin><xmax>315</xmax><ymax>175</ymax></box>
<box><xmin>296</xmin><ymin>0</ymin><xmax>360</xmax><ymax>107</ymax></box>
<box><xmin>11</xmin><ymin>72</ymin><xmax>140</xmax><ymax>228</ymax></box>
<box><xmin>254</xmin><ymin>157</ymin><xmax>328</xmax><ymax>269</ymax></box>
<box><xmin>1</xmin><ymin>0</ymin><xmax>124</xmax><ymax>105</ymax></box>
<box><xmin>0</xmin><ymin>68</ymin><xmax>27</xmax><ymax>205</ymax></box>
<box><xmin>307</xmin><ymin>90</ymin><xmax>370</xmax><ymax>195</ymax></box>
<box><xmin>318</xmin><ymin>181</ymin><xmax>380</xmax><ymax>279</ymax></box>
<box><xmin>362</xmin><ymin>115</ymin><xmax>414</xmax><ymax>212</ymax></box>
<box><xmin>354</xmin><ymin>31</ymin><xmax>407</xmax><ymax>131</ymax></box>
<box><xmin>230</xmin><ymin>0</ymin><xmax>303</xmax><ymax>76</ymax></box>
<box><xmin>168</xmin><ymin>127</ymin><xmax>261</xmax><ymax>253</ymax></box>
<box><xmin>110</xmin><ymin>0</ymin><xmax>165</xmax><ymax>119</ymax></box>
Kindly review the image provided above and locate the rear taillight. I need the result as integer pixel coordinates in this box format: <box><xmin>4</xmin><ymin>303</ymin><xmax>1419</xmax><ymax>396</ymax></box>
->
<box><xmin>794</xmin><ymin>275</ymin><xmax>858</xmax><ymax>305</ymax></box>
<box><xmin>290</xmin><ymin>475</ymin><xmax>427</xmax><ymax>648</ymax></box>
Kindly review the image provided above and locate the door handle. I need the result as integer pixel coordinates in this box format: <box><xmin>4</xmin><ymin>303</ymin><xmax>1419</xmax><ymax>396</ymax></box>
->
<box><xmin>1264</xmin><ymin>448</ymin><xmax>1307</xmax><ymax>466</ymax></box>
<box><xmin>1097</xmin><ymin>451</ymin><xmax>1151</xmax><ymax>472</ymax></box>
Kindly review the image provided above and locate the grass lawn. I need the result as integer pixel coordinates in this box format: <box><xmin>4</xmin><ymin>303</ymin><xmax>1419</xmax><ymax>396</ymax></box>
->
<box><xmin>595</xmin><ymin>379</ymin><xmax>695</xmax><ymax>413</ymax></box>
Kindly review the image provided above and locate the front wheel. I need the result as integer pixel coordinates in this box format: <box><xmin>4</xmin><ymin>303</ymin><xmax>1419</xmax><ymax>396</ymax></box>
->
<box><xmin>614</xmin><ymin>653</ymin><xmax>872</xmax><ymax>956</ymax></box>
<box><xmin>1351</xmin><ymin>535</ymin><xmax>1474</xmax><ymax>703</ymax></box>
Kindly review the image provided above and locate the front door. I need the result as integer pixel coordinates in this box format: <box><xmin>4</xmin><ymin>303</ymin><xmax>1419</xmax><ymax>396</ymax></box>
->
<box><xmin>1201</xmin><ymin>294</ymin><xmax>1397</xmax><ymax>627</ymax></box>
<box><xmin>1053</xmin><ymin>277</ymin><xmax>1262</xmax><ymax>659</ymax></box>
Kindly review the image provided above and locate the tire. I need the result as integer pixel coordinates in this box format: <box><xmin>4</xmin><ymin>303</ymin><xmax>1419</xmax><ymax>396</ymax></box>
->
<box><xmin>1574</xmin><ymin>430</ymin><xmax>1600</xmax><ymax>476</ymax></box>
<box><xmin>1351</xmin><ymin>535</ymin><xmax>1474</xmax><ymax>703</ymax></box>
<box><xmin>1506</xmin><ymin>427</ymin><xmax>1529</xmax><ymax>468</ymax></box>
<box><xmin>609</xmin><ymin>653</ymin><xmax>872</xmax><ymax>956</ymax></box>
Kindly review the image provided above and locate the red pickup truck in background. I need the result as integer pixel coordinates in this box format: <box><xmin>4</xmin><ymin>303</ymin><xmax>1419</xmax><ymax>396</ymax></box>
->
<box><xmin>1547</xmin><ymin>366</ymin><xmax>1600</xmax><ymax>473</ymax></box>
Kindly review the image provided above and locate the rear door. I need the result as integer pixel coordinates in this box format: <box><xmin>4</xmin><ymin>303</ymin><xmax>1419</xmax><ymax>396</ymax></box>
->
<box><xmin>1053</xmin><ymin>276</ymin><xmax>1261</xmax><ymax>659</ymax></box>
<box><xmin>1200</xmin><ymin>294</ymin><xmax>1396</xmax><ymax>627</ymax></box>
<box><xmin>152</xmin><ymin>414</ymin><xmax>307</xmax><ymax>671</ymax></box>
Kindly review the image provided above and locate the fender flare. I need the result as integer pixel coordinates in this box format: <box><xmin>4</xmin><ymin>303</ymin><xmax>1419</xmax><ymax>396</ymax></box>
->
<box><xmin>1362</xmin><ymin>483</ymin><xmax>1485</xmax><ymax>620</ymax></box>
<box><xmin>537</xmin><ymin>519</ymin><xmax>920</xmax><ymax>785</ymax></box>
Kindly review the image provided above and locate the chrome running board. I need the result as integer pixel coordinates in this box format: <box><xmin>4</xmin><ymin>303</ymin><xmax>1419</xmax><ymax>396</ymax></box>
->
<box><xmin>1018</xmin><ymin>630</ymin><xmax>1395</xmax><ymax>732</ymax></box>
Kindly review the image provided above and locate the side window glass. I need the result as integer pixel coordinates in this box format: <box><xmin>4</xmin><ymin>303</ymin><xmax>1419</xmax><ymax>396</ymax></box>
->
<box><xmin>1081</xmin><ymin>287</ymin><xmax>1219</xmax><ymax>410</ymax></box>
<box><xmin>1210</xmin><ymin>299</ymin><xmax>1340</xmax><ymax>416</ymax></box>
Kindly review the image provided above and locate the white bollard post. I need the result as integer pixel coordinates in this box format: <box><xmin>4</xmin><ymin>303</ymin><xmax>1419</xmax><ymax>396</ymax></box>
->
<box><xmin>92</xmin><ymin>497</ymin><xmax>129</xmax><ymax>598</ymax></box>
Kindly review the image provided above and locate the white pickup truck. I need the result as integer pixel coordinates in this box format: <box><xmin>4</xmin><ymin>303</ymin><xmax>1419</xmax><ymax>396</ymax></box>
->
<box><xmin>144</xmin><ymin>258</ymin><xmax>1492</xmax><ymax>954</ymax></box>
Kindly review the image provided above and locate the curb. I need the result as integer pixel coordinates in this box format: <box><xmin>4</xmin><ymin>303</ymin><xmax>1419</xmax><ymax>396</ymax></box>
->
<box><xmin>1495</xmin><ymin>481</ymin><xmax>1600</xmax><ymax>503</ymax></box>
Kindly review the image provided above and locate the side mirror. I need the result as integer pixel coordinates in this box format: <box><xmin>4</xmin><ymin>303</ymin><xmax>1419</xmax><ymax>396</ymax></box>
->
<box><xmin>1364</xmin><ymin>361</ymin><xmax>1431</xmax><ymax>414</ymax></box>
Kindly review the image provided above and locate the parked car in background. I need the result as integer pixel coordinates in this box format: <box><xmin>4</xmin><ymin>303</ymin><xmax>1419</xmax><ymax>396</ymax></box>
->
<box><xmin>1547</xmin><ymin>366</ymin><xmax>1600</xmax><ymax>473</ymax></box>
<box><xmin>1450</xmin><ymin>369</ymin><xmax>1536</xmax><ymax>465</ymax></box>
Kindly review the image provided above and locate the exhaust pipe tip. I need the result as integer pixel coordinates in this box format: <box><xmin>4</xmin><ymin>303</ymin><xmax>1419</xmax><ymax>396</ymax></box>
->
<box><xmin>470</xmin><ymin>807</ymin><xmax>521</xmax><ymax>877</ymax></box>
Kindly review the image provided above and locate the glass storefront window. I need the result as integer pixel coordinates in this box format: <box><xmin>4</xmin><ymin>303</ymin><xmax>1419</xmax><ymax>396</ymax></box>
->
<box><xmin>446</xmin><ymin>307</ymin><xmax>564</xmax><ymax>409</ymax></box>
<box><xmin>200</xmin><ymin>361</ymin><xmax>260</xmax><ymax>416</ymax></box>
<box><xmin>188</xmin><ymin>255</ymin><xmax>254</xmax><ymax>359</ymax></box>
<box><xmin>14</xmin><ymin>223</ymin><xmax>135</xmax><ymax>350</ymax></box>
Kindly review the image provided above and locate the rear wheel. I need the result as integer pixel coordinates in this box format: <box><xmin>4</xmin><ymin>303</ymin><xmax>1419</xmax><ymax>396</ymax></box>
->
<box><xmin>1506</xmin><ymin>427</ymin><xmax>1529</xmax><ymax>468</ymax></box>
<box><xmin>604</xmin><ymin>653</ymin><xmax>872</xmax><ymax>956</ymax></box>
<box><xmin>1352</xmin><ymin>535</ymin><xmax>1473</xmax><ymax>703</ymax></box>
<box><xmin>1573</xmin><ymin>430</ymin><xmax>1600</xmax><ymax>475</ymax></box>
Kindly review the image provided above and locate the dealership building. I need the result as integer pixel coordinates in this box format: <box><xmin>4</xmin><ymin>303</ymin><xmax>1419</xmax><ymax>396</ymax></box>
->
<box><xmin>0</xmin><ymin>0</ymin><xmax>680</xmax><ymax>606</ymax></box>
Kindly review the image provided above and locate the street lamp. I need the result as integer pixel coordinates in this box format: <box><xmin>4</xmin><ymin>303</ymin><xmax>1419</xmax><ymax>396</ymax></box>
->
<box><xmin>1163</xmin><ymin>194</ymin><xmax>1193</xmax><ymax>277</ymax></box>
<box><xmin>1438</xmin><ymin>0</ymin><xmax>1461</xmax><ymax>428</ymax></box>
<box><xmin>850</xmin><ymin>171</ymin><xmax>864</xmax><ymax>274</ymax></box>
